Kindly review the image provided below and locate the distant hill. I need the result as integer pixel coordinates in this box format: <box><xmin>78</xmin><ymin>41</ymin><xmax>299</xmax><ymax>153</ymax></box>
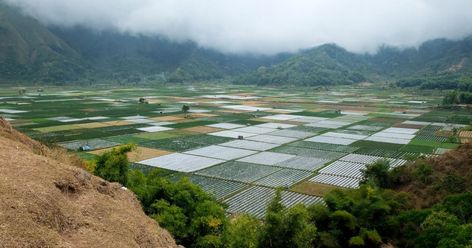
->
<box><xmin>0</xmin><ymin>4</ymin><xmax>86</xmax><ymax>83</ymax></box>
<box><xmin>0</xmin><ymin>2</ymin><xmax>471</xmax><ymax>85</ymax></box>
<box><xmin>372</xmin><ymin>38</ymin><xmax>472</xmax><ymax>77</ymax></box>
<box><xmin>51</xmin><ymin>27</ymin><xmax>288</xmax><ymax>83</ymax></box>
<box><xmin>237</xmin><ymin>44</ymin><xmax>369</xmax><ymax>85</ymax></box>
<box><xmin>240</xmin><ymin>38</ymin><xmax>472</xmax><ymax>86</ymax></box>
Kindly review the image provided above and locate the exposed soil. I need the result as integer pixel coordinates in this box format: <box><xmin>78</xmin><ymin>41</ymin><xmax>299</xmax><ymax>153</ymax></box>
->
<box><xmin>0</xmin><ymin>118</ymin><xmax>177</xmax><ymax>248</ymax></box>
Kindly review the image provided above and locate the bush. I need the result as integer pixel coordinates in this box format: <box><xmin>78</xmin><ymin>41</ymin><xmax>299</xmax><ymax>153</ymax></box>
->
<box><xmin>222</xmin><ymin>214</ymin><xmax>262</xmax><ymax>248</ymax></box>
<box><xmin>93</xmin><ymin>144</ymin><xmax>135</xmax><ymax>185</ymax></box>
<box><xmin>360</xmin><ymin>160</ymin><xmax>392</xmax><ymax>188</ymax></box>
<box><xmin>441</xmin><ymin>174</ymin><xmax>466</xmax><ymax>193</ymax></box>
<box><xmin>127</xmin><ymin>170</ymin><xmax>227</xmax><ymax>247</ymax></box>
<box><xmin>413</xmin><ymin>163</ymin><xmax>433</xmax><ymax>184</ymax></box>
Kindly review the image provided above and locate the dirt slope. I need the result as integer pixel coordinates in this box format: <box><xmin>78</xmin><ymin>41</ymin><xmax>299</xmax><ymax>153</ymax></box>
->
<box><xmin>0</xmin><ymin>118</ymin><xmax>177</xmax><ymax>248</ymax></box>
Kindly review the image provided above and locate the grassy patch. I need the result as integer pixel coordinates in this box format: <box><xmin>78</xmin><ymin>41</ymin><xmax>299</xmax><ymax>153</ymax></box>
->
<box><xmin>167</xmin><ymin>120</ymin><xmax>218</xmax><ymax>129</ymax></box>
<box><xmin>295</xmin><ymin>110</ymin><xmax>343</xmax><ymax>118</ymax></box>
<box><xmin>400</xmin><ymin>144</ymin><xmax>435</xmax><ymax>154</ymax></box>
<box><xmin>291</xmin><ymin>181</ymin><xmax>337</xmax><ymax>197</ymax></box>
<box><xmin>351</xmin><ymin>140</ymin><xmax>404</xmax><ymax>150</ymax></box>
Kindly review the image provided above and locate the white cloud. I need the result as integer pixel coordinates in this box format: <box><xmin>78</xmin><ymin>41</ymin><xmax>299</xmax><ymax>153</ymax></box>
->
<box><xmin>4</xmin><ymin>0</ymin><xmax>472</xmax><ymax>54</ymax></box>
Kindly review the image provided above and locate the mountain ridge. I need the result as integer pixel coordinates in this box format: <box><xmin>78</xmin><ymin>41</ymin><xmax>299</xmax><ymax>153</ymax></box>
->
<box><xmin>1</xmin><ymin>2</ymin><xmax>471</xmax><ymax>85</ymax></box>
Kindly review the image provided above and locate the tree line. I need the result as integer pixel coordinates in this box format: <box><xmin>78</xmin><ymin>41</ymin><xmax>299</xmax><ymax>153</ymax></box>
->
<box><xmin>91</xmin><ymin>145</ymin><xmax>472</xmax><ymax>248</ymax></box>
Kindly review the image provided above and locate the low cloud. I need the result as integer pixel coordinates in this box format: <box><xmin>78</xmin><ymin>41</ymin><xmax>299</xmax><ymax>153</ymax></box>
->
<box><xmin>4</xmin><ymin>0</ymin><xmax>472</xmax><ymax>54</ymax></box>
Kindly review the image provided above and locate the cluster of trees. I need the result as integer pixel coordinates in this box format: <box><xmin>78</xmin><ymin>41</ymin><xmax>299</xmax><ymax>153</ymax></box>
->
<box><xmin>92</xmin><ymin>145</ymin><xmax>472</xmax><ymax>248</ymax></box>
<box><xmin>443</xmin><ymin>91</ymin><xmax>472</xmax><ymax>104</ymax></box>
<box><xmin>396</xmin><ymin>75</ymin><xmax>472</xmax><ymax>92</ymax></box>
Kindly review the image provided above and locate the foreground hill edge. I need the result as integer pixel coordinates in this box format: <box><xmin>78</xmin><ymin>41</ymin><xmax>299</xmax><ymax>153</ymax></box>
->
<box><xmin>0</xmin><ymin>117</ymin><xmax>178</xmax><ymax>248</ymax></box>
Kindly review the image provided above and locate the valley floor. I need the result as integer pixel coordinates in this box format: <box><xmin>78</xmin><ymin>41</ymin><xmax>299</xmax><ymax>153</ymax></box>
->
<box><xmin>1</xmin><ymin>83</ymin><xmax>469</xmax><ymax>218</ymax></box>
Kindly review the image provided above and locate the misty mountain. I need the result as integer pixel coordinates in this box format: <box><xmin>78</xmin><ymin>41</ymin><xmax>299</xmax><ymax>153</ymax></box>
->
<box><xmin>0</xmin><ymin>4</ymin><xmax>287</xmax><ymax>84</ymax></box>
<box><xmin>0</xmin><ymin>3</ymin><xmax>86</xmax><ymax>83</ymax></box>
<box><xmin>241</xmin><ymin>39</ymin><xmax>472</xmax><ymax>85</ymax></box>
<box><xmin>0</xmin><ymin>3</ymin><xmax>471</xmax><ymax>85</ymax></box>
<box><xmin>51</xmin><ymin>27</ymin><xmax>289</xmax><ymax>83</ymax></box>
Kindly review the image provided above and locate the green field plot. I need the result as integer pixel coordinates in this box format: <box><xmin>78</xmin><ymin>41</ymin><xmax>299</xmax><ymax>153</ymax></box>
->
<box><xmin>195</xmin><ymin>161</ymin><xmax>281</xmax><ymax>183</ymax></box>
<box><xmin>413</xmin><ymin>108</ymin><xmax>472</xmax><ymax>124</ymax></box>
<box><xmin>253</xmin><ymin>168</ymin><xmax>312</xmax><ymax>187</ymax></box>
<box><xmin>351</xmin><ymin>140</ymin><xmax>404</xmax><ymax>150</ymax></box>
<box><xmin>166</xmin><ymin>120</ymin><xmax>219</xmax><ymax>129</ymax></box>
<box><xmin>353</xmin><ymin>147</ymin><xmax>407</xmax><ymax>158</ymax></box>
<box><xmin>294</xmin><ymin>110</ymin><xmax>343</xmax><ymax>118</ymax></box>
<box><xmin>103</xmin><ymin>134</ymin><xmax>151</xmax><ymax>145</ymax></box>
<box><xmin>336</xmin><ymin>128</ymin><xmax>376</xmax><ymax>136</ymax></box>
<box><xmin>288</xmin><ymin>141</ymin><xmax>358</xmax><ymax>153</ymax></box>
<box><xmin>363</xmin><ymin>116</ymin><xmax>405</xmax><ymax>125</ymax></box>
<box><xmin>129</xmin><ymin>163</ymin><xmax>177</xmax><ymax>176</ymax></box>
<box><xmin>140</xmin><ymin>134</ymin><xmax>233</xmax><ymax>152</ymax></box>
<box><xmin>75</xmin><ymin>152</ymin><xmax>98</xmax><ymax>162</ymax></box>
<box><xmin>409</xmin><ymin>138</ymin><xmax>459</xmax><ymax>149</ymax></box>
<box><xmin>408</xmin><ymin>139</ymin><xmax>443</xmax><ymax>148</ymax></box>
<box><xmin>271</xmin><ymin>146</ymin><xmax>346</xmax><ymax>161</ymax></box>
<box><xmin>414</xmin><ymin>125</ymin><xmax>449</xmax><ymax>142</ymax></box>
<box><xmin>228</xmin><ymin>119</ymin><xmax>265</xmax><ymax>125</ymax></box>
<box><xmin>206</xmin><ymin>112</ymin><xmax>267</xmax><ymax>123</ymax></box>
<box><xmin>59</xmin><ymin>138</ymin><xmax>119</xmax><ymax>151</ymax></box>
<box><xmin>187</xmin><ymin>174</ymin><xmax>249</xmax><ymax>200</ymax></box>
<box><xmin>400</xmin><ymin>144</ymin><xmax>435</xmax><ymax>154</ymax></box>
<box><xmin>288</xmin><ymin>125</ymin><xmax>326</xmax><ymax>133</ymax></box>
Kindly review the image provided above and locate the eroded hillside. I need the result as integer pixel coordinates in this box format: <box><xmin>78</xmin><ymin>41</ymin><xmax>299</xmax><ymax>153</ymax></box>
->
<box><xmin>0</xmin><ymin>118</ymin><xmax>177</xmax><ymax>248</ymax></box>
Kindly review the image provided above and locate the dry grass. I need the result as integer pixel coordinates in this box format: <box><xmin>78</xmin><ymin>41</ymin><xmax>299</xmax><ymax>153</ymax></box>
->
<box><xmin>1</xmin><ymin>118</ymin><xmax>87</xmax><ymax>169</ymax></box>
<box><xmin>182</xmin><ymin>126</ymin><xmax>223</xmax><ymax>134</ymax></box>
<box><xmin>241</xmin><ymin>101</ymin><xmax>265</xmax><ymax>106</ymax></box>
<box><xmin>98</xmin><ymin>120</ymin><xmax>133</xmax><ymax>126</ymax></box>
<box><xmin>0</xmin><ymin>117</ymin><xmax>177</xmax><ymax>247</ymax></box>
<box><xmin>151</xmin><ymin>115</ymin><xmax>186</xmax><ymax>122</ymax></box>
<box><xmin>190</xmin><ymin>113</ymin><xmax>218</xmax><ymax>118</ymax></box>
<box><xmin>89</xmin><ymin>146</ymin><xmax>173</xmax><ymax>162</ymax></box>
<box><xmin>436</xmin><ymin>130</ymin><xmax>454</xmax><ymax>137</ymax></box>
<box><xmin>35</xmin><ymin>124</ymin><xmax>79</xmax><ymax>133</ymax></box>
<box><xmin>217</xmin><ymin>109</ymin><xmax>247</xmax><ymax>114</ymax></box>
<box><xmin>73</xmin><ymin>122</ymin><xmax>110</xmax><ymax>129</ymax></box>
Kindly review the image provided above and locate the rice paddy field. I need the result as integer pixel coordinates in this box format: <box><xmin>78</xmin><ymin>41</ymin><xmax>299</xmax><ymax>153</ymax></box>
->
<box><xmin>1</xmin><ymin>83</ymin><xmax>470</xmax><ymax>217</ymax></box>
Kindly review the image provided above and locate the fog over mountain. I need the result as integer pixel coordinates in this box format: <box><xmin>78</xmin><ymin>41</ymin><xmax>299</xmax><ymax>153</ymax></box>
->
<box><xmin>3</xmin><ymin>0</ymin><xmax>472</xmax><ymax>54</ymax></box>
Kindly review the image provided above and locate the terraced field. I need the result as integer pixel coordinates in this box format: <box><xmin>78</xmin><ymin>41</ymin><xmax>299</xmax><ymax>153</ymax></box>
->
<box><xmin>1</xmin><ymin>84</ymin><xmax>468</xmax><ymax>218</ymax></box>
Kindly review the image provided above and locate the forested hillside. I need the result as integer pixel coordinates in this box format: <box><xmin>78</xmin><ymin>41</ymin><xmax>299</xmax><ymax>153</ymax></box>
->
<box><xmin>241</xmin><ymin>38</ymin><xmax>472</xmax><ymax>86</ymax></box>
<box><xmin>0</xmin><ymin>4</ymin><xmax>86</xmax><ymax>83</ymax></box>
<box><xmin>237</xmin><ymin>44</ymin><xmax>369</xmax><ymax>85</ymax></box>
<box><xmin>1</xmin><ymin>2</ymin><xmax>472</xmax><ymax>85</ymax></box>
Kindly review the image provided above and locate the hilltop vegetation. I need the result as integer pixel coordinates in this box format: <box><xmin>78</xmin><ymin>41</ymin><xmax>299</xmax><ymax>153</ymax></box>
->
<box><xmin>238</xmin><ymin>44</ymin><xmax>368</xmax><ymax>85</ymax></box>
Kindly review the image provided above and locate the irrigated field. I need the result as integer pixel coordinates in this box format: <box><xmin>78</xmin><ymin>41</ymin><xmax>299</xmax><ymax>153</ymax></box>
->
<box><xmin>1</xmin><ymin>84</ymin><xmax>468</xmax><ymax>217</ymax></box>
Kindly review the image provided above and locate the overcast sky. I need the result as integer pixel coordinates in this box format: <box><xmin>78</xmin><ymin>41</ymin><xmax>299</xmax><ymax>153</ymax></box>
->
<box><xmin>4</xmin><ymin>0</ymin><xmax>472</xmax><ymax>54</ymax></box>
